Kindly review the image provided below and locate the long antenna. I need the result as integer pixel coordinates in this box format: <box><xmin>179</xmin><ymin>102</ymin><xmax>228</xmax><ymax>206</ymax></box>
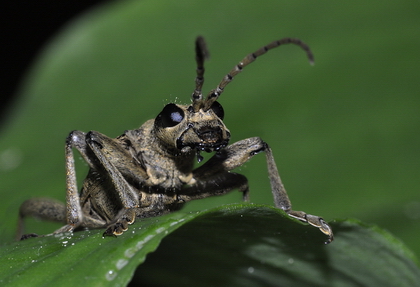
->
<box><xmin>191</xmin><ymin>36</ymin><xmax>209</xmax><ymax>112</ymax></box>
<box><xmin>203</xmin><ymin>38</ymin><xmax>314</xmax><ymax>111</ymax></box>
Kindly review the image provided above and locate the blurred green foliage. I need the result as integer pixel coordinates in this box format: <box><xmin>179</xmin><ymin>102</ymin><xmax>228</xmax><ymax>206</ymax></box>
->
<box><xmin>0</xmin><ymin>0</ymin><xmax>419</xmax><ymax>260</ymax></box>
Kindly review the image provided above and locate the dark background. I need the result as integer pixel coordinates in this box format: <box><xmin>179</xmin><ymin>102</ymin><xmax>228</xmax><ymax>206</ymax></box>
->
<box><xmin>1</xmin><ymin>1</ymin><xmax>106</xmax><ymax>125</ymax></box>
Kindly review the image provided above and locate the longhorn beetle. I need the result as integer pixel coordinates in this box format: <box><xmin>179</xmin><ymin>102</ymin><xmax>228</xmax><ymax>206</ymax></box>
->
<box><xmin>17</xmin><ymin>36</ymin><xmax>333</xmax><ymax>243</ymax></box>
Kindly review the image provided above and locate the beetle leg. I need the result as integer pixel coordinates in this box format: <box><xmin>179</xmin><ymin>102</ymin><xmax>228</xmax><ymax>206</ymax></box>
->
<box><xmin>181</xmin><ymin>171</ymin><xmax>249</xmax><ymax>201</ymax></box>
<box><xmin>57</xmin><ymin>130</ymin><xmax>117</xmax><ymax>233</ymax></box>
<box><xmin>60</xmin><ymin>130</ymin><xmax>89</xmax><ymax>232</ymax></box>
<box><xmin>16</xmin><ymin>197</ymin><xmax>66</xmax><ymax>240</ymax></box>
<box><xmin>16</xmin><ymin>130</ymin><xmax>105</xmax><ymax>238</ymax></box>
<box><xmin>101</xmin><ymin>195</ymin><xmax>185</xmax><ymax>236</ymax></box>
<box><xmin>102</xmin><ymin>208</ymin><xmax>137</xmax><ymax>236</ymax></box>
<box><xmin>85</xmin><ymin>131</ymin><xmax>141</xmax><ymax>209</ymax></box>
<box><xmin>263</xmin><ymin>143</ymin><xmax>333</xmax><ymax>243</ymax></box>
<box><xmin>185</xmin><ymin>137</ymin><xmax>333</xmax><ymax>243</ymax></box>
<box><xmin>84</xmin><ymin>131</ymin><xmax>152</xmax><ymax>236</ymax></box>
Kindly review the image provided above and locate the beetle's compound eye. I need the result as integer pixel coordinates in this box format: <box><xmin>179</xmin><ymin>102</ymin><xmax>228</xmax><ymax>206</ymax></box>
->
<box><xmin>156</xmin><ymin>103</ymin><xmax>185</xmax><ymax>128</ymax></box>
<box><xmin>210</xmin><ymin>101</ymin><xmax>224</xmax><ymax>120</ymax></box>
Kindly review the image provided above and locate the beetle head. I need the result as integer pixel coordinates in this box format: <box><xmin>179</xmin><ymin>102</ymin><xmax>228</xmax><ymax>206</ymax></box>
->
<box><xmin>153</xmin><ymin>36</ymin><xmax>313</xmax><ymax>158</ymax></box>
<box><xmin>154</xmin><ymin>101</ymin><xmax>230</xmax><ymax>155</ymax></box>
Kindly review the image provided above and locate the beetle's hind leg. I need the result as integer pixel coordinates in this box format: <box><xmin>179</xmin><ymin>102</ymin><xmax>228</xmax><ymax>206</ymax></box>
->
<box><xmin>16</xmin><ymin>197</ymin><xmax>66</xmax><ymax>240</ymax></box>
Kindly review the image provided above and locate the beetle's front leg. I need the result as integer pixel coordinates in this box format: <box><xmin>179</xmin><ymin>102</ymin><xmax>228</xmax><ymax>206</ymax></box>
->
<box><xmin>85</xmin><ymin>131</ymin><xmax>147</xmax><ymax>236</ymax></box>
<box><xmin>263</xmin><ymin>142</ymin><xmax>333</xmax><ymax>243</ymax></box>
<box><xmin>86</xmin><ymin>131</ymin><xmax>140</xmax><ymax>209</ymax></box>
<box><xmin>190</xmin><ymin>137</ymin><xmax>333</xmax><ymax>243</ymax></box>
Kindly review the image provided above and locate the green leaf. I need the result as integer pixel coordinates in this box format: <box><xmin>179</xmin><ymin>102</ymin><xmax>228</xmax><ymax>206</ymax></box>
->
<box><xmin>1</xmin><ymin>205</ymin><xmax>419</xmax><ymax>286</ymax></box>
<box><xmin>0</xmin><ymin>211</ymin><xmax>197</xmax><ymax>286</ymax></box>
<box><xmin>132</xmin><ymin>205</ymin><xmax>420</xmax><ymax>287</ymax></box>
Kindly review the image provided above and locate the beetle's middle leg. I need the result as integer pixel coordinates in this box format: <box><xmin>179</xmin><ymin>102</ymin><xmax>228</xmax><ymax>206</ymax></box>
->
<box><xmin>185</xmin><ymin>137</ymin><xmax>333</xmax><ymax>243</ymax></box>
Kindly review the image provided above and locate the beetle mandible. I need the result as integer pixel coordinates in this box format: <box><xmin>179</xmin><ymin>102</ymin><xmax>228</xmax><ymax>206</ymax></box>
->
<box><xmin>17</xmin><ymin>36</ymin><xmax>333</xmax><ymax>243</ymax></box>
